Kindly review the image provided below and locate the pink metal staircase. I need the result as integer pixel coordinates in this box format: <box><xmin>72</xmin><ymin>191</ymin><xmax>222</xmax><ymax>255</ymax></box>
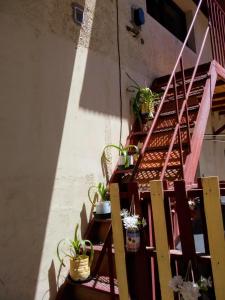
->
<box><xmin>56</xmin><ymin>0</ymin><xmax>225</xmax><ymax>299</ymax></box>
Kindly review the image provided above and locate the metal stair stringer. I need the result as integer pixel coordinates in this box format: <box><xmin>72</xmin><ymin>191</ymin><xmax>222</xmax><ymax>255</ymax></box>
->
<box><xmin>184</xmin><ymin>60</ymin><xmax>223</xmax><ymax>184</ymax></box>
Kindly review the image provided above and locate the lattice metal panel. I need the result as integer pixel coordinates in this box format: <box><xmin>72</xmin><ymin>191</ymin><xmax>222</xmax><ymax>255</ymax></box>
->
<box><xmin>154</xmin><ymin>111</ymin><xmax>198</xmax><ymax>131</ymax></box>
<box><xmin>139</xmin><ymin>150</ymin><xmax>182</xmax><ymax>169</ymax></box>
<box><xmin>148</xmin><ymin>130</ymin><xmax>188</xmax><ymax>148</ymax></box>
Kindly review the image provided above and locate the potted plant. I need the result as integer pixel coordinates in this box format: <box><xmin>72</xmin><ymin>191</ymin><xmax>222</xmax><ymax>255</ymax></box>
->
<box><xmin>169</xmin><ymin>261</ymin><xmax>212</xmax><ymax>300</ymax></box>
<box><xmin>126</xmin><ymin>73</ymin><xmax>160</xmax><ymax>126</ymax></box>
<box><xmin>57</xmin><ymin>224</ymin><xmax>94</xmax><ymax>282</ymax></box>
<box><xmin>88</xmin><ymin>182</ymin><xmax>111</xmax><ymax>219</ymax></box>
<box><xmin>120</xmin><ymin>209</ymin><xmax>146</xmax><ymax>252</ymax></box>
<box><xmin>102</xmin><ymin>144</ymin><xmax>139</xmax><ymax>169</ymax></box>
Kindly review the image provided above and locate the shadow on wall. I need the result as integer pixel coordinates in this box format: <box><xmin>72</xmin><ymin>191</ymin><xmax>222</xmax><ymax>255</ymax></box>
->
<box><xmin>78</xmin><ymin>0</ymin><xmax>131</xmax><ymax>122</ymax></box>
<box><xmin>0</xmin><ymin>0</ymin><xmax>84</xmax><ymax>299</ymax></box>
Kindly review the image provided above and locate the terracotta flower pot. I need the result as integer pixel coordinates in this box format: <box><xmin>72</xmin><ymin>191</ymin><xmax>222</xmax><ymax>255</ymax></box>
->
<box><xmin>70</xmin><ymin>255</ymin><xmax>91</xmax><ymax>281</ymax></box>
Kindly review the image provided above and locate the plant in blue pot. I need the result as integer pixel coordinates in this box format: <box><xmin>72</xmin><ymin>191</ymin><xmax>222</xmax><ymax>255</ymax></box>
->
<box><xmin>88</xmin><ymin>182</ymin><xmax>111</xmax><ymax>219</ymax></box>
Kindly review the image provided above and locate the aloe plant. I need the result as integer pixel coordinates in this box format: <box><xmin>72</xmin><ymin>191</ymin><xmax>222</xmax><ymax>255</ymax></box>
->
<box><xmin>126</xmin><ymin>72</ymin><xmax>160</xmax><ymax>124</ymax></box>
<box><xmin>88</xmin><ymin>182</ymin><xmax>108</xmax><ymax>205</ymax></box>
<box><xmin>57</xmin><ymin>224</ymin><xmax>94</xmax><ymax>267</ymax></box>
<box><xmin>103</xmin><ymin>144</ymin><xmax>139</xmax><ymax>169</ymax></box>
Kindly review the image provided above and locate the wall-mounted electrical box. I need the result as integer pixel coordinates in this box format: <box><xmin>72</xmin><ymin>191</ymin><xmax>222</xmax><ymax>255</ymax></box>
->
<box><xmin>133</xmin><ymin>8</ymin><xmax>145</xmax><ymax>26</ymax></box>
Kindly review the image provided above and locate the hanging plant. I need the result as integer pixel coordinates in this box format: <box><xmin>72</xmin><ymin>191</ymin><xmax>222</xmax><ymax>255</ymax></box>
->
<box><xmin>126</xmin><ymin>72</ymin><xmax>161</xmax><ymax>126</ymax></box>
<box><xmin>120</xmin><ymin>207</ymin><xmax>146</xmax><ymax>253</ymax></box>
<box><xmin>169</xmin><ymin>261</ymin><xmax>212</xmax><ymax>300</ymax></box>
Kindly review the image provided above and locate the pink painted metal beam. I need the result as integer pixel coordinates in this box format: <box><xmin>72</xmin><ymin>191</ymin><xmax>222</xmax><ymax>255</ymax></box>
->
<box><xmin>184</xmin><ymin>61</ymin><xmax>218</xmax><ymax>184</ymax></box>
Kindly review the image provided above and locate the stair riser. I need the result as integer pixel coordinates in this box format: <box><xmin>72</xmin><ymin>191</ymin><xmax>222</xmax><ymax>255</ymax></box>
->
<box><xmin>151</xmin><ymin>62</ymin><xmax>210</xmax><ymax>89</ymax></box>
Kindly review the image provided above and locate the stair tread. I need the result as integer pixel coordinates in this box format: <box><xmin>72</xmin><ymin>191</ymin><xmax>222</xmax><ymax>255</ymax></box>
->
<box><xmin>138</xmin><ymin>164</ymin><xmax>182</xmax><ymax>172</ymax></box>
<box><xmin>146</xmin><ymin>247</ymin><xmax>211</xmax><ymax>259</ymax></box>
<box><xmin>145</xmin><ymin>143</ymin><xmax>189</xmax><ymax>153</ymax></box>
<box><xmin>115</xmin><ymin>168</ymin><xmax>133</xmax><ymax>174</ymax></box>
<box><xmin>132</xmin><ymin>122</ymin><xmax>194</xmax><ymax>137</ymax></box>
<box><xmin>68</xmin><ymin>275</ymin><xmax>119</xmax><ymax>295</ymax></box>
<box><xmin>91</xmin><ymin>244</ymin><xmax>115</xmax><ymax>253</ymax></box>
<box><xmin>151</xmin><ymin>63</ymin><xmax>210</xmax><ymax>90</ymax></box>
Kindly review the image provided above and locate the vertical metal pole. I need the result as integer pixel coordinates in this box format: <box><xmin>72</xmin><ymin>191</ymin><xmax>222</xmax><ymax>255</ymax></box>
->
<box><xmin>208</xmin><ymin>0</ymin><xmax>219</xmax><ymax>61</ymax></box>
<box><xmin>219</xmin><ymin>10</ymin><xmax>225</xmax><ymax>67</ymax></box>
<box><xmin>211</xmin><ymin>1</ymin><xmax>221</xmax><ymax>63</ymax></box>
<box><xmin>215</xmin><ymin>3</ymin><xmax>224</xmax><ymax>66</ymax></box>
<box><xmin>207</xmin><ymin>0</ymin><xmax>216</xmax><ymax>60</ymax></box>
<box><xmin>173</xmin><ymin>74</ymin><xmax>184</xmax><ymax>179</ymax></box>
<box><xmin>180</xmin><ymin>57</ymin><xmax>191</xmax><ymax>153</ymax></box>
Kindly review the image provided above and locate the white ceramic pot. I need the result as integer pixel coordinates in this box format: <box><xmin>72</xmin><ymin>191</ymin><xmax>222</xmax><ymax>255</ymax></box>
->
<box><xmin>118</xmin><ymin>155</ymin><xmax>134</xmax><ymax>167</ymax></box>
<box><xmin>95</xmin><ymin>200</ymin><xmax>111</xmax><ymax>214</ymax></box>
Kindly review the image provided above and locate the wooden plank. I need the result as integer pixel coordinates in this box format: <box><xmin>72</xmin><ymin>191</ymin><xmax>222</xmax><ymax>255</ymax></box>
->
<box><xmin>150</xmin><ymin>180</ymin><xmax>173</xmax><ymax>300</ymax></box>
<box><xmin>174</xmin><ymin>181</ymin><xmax>198</xmax><ymax>277</ymax></box>
<box><xmin>202</xmin><ymin>176</ymin><xmax>225</xmax><ymax>300</ymax></box>
<box><xmin>109</xmin><ymin>183</ymin><xmax>130</xmax><ymax>300</ymax></box>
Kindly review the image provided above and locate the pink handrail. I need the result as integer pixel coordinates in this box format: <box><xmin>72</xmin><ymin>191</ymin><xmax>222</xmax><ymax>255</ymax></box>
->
<box><xmin>130</xmin><ymin>0</ymin><xmax>204</xmax><ymax>181</ymax></box>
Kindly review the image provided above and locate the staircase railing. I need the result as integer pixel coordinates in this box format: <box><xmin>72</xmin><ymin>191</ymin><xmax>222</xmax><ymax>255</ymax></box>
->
<box><xmin>131</xmin><ymin>0</ymin><xmax>225</xmax><ymax>182</ymax></box>
<box><xmin>207</xmin><ymin>0</ymin><xmax>225</xmax><ymax>67</ymax></box>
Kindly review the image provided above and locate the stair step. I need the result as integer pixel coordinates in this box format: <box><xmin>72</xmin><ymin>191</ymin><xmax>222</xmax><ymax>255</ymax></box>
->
<box><xmin>135</xmin><ymin>165</ymin><xmax>183</xmax><ymax>183</ymax></box>
<box><xmin>140</xmin><ymin>149</ymin><xmax>188</xmax><ymax>170</ymax></box>
<box><xmin>138</xmin><ymin>164</ymin><xmax>182</xmax><ymax>172</ymax></box>
<box><xmin>80</xmin><ymin>276</ymin><xmax>119</xmax><ymax>295</ymax></box>
<box><xmin>151</xmin><ymin>62</ymin><xmax>210</xmax><ymax>90</ymax></box>
<box><xmin>160</xmin><ymin>95</ymin><xmax>199</xmax><ymax>114</ymax></box>
<box><xmin>146</xmin><ymin>247</ymin><xmax>211</xmax><ymax>260</ymax></box>
<box><xmin>165</xmin><ymin>78</ymin><xmax>207</xmax><ymax>97</ymax></box>
<box><xmin>115</xmin><ymin>168</ymin><xmax>133</xmax><ymax>175</ymax></box>
<box><xmin>60</xmin><ymin>275</ymin><xmax>119</xmax><ymax>300</ymax></box>
<box><xmin>154</xmin><ymin>111</ymin><xmax>197</xmax><ymax>131</ymax></box>
<box><xmin>131</xmin><ymin>122</ymin><xmax>194</xmax><ymax>137</ymax></box>
<box><xmin>153</xmin><ymin>122</ymin><xmax>195</xmax><ymax>134</ymax></box>
<box><xmin>145</xmin><ymin>143</ymin><xmax>189</xmax><ymax>153</ymax></box>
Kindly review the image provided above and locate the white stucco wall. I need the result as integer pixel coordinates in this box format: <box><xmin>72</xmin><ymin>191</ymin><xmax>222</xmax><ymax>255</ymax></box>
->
<box><xmin>0</xmin><ymin>0</ymin><xmax>218</xmax><ymax>299</ymax></box>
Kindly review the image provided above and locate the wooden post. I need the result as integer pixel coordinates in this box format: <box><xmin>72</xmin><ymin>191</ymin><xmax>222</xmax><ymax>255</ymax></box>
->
<box><xmin>110</xmin><ymin>183</ymin><xmax>129</xmax><ymax>300</ymax></box>
<box><xmin>202</xmin><ymin>176</ymin><xmax>225</xmax><ymax>300</ymax></box>
<box><xmin>174</xmin><ymin>180</ymin><xmax>198</xmax><ymax>278</ymax></box>
<box><xmin>150</xmin><ymin>180</ymin><xmax>174</xmax><ymax>300</ymax></box>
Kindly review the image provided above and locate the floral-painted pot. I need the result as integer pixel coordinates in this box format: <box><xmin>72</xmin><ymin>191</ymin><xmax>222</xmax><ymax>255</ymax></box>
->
<box><xmin>95</xmin><ymin>200</ymin><xmax>111</xmax><ymax>215</ymax></box>
<box><xmin>126</xmin><ymin>228</ymin><xmax>140</xmax><ymax>252</ymax></box>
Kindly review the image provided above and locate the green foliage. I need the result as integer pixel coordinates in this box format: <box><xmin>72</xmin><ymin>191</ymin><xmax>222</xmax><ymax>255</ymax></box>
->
<box><xmin>126</xmin><ymin>72</ymin><xmax>160</xmax><ymax>124</ymax></box>
<box><xmin>88</xmin><ymin>182</ymin><xmax>108</xmax><ymax>205</ymax></box>
<box><xmin>57</xmin><ymin>224</ymin><xmax>94</xmax><ymax>267</ymax></box>
<box><xmin>103</xmin><ymin>144</ymin><xmax>139</xmax><ymax>169</ymax></box>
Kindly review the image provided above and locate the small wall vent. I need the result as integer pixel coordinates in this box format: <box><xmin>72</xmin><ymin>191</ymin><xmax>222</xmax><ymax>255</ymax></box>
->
<box><xmin>72</xmin><ymin>3</ymin><xmax>84</xmax><ymax>25</ymax></box>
